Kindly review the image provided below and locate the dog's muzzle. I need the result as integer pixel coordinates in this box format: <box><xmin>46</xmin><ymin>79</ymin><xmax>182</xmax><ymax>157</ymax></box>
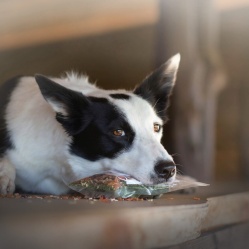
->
<box><xmin>154</xmin><ymin>160</ymin><xmax>176</xmax><ymax>181</ymax></box>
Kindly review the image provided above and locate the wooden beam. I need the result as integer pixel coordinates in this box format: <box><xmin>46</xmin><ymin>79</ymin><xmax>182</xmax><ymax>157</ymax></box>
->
<box><xmin>216</xmin><ymin>0</ymin><xmax>249</xmax><ymax>11</ymax></box>
<box><xmin>0</xmin><ymin>0</ymin><xmax>158</xmax><ymax>51</ymax></box>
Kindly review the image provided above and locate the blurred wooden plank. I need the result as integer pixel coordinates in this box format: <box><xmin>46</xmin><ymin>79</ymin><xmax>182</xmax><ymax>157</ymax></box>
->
<box><xmin>202</xmin><ymin>192</ymin><xmax>249</xmax><ymax>231</ymax></box>
<box><xmin>164</xmin><ymin>222</ymin><xmax>249</xmax><ymax>249</ymax></box>
<box><xmin>0</xmin><ymin>0</ymin><xmax>158</xmax><ymax>51</ymax></box>
<box><xmin>0</xmin><ymin>26</ymin><xmax>155</xmax><ymax>89</ymax></box>
<box><xmin>216</xmin><ymin>0</ymin><xmax>249</xmax><ymax>10</ymax></box>
<box><xmin>1</xmin><ymin>188</ymin><xmax>249</xmax><ymax>249</ymax></box>
<box><xmin>0</xmin><ymin>196</ymin><xmax>209</xmax><ymax>249</ymax></box>
<box><xmin>218</xmin><ymin>7</ymin><xmax>249</xmax><ymax>180</ymax></box>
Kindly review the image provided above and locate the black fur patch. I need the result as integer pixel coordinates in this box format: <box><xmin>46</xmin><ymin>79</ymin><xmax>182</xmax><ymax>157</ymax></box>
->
<box><xmin>0</xmin><ymin>76</ymin><xmax>21</xmax><ymax>156</ymax></box>
<box><xmin>110</xmin><ymin>93</ymin><xmax>130</xmax><ymax>100</ymax></box>
<box><xmin>69</xmin><ymin>97</ymin><xmax>135</xmax><ymax>161</ymax></box>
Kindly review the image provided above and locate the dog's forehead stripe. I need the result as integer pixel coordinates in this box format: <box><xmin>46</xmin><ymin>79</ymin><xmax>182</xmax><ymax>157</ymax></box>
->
<box><xmin>88</xmin><ymin>96</ymin><xmax>109</xmax><ymax>103</ymax></box>
<box><xmin>109</xmin><ymin>93</ymin><xmax>130</xmax><ymax>100</ymax></box>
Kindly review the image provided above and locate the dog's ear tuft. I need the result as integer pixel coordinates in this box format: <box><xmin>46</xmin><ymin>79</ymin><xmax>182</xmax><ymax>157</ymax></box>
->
<box><xmin>35</xmin><ymin>74</ymin><xmax>92</xmax><ymax>135</ymax></box>
<box><xmin>134</xmin><ymin>54</ymin><xmax>180</xmax><ymax>122</ymax></box>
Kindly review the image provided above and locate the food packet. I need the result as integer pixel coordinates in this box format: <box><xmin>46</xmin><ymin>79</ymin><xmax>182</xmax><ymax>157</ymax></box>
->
<box><xmin>67</xmin><ymin>172</ymin><xmax>208</xmax><ymax>199</ymax></box>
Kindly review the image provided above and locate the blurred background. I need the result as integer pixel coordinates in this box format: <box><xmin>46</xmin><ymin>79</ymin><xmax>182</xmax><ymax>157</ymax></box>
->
<box><xmin>0</xmin><ymin>0</ymin><xmax>248</xmax><ymax>183</ymax></box>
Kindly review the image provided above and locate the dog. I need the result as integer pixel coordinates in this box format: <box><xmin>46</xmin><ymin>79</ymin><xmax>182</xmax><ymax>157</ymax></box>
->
<box><xmin>0</xmin><ymin>54</ymin><xmax>180</xmax><ymax>195</ymax></box>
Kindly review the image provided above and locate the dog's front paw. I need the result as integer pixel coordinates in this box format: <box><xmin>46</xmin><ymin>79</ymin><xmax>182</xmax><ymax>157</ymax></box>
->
<box><xmin>0</xmin><ymin>175</ymin><xmax>15</xmax><ymax>194</ymax></box>
<box><xmin>0</xmin><ymin>158</ymin><xmax>16</xmax><ymax>194</ymax></box>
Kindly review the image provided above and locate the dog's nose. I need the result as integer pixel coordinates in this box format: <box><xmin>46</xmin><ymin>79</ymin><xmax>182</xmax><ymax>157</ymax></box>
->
<box><xmin>155</xmin><ymin>160</ymin><xmax>176</xmax><ymax>180</ymax></box>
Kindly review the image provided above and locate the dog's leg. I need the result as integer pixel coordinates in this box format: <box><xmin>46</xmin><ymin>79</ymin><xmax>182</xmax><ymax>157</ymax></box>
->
<box><xmin>0</xmin><ymin>157</ymin><xmax>16</xmax><ymax>194</ymax></box>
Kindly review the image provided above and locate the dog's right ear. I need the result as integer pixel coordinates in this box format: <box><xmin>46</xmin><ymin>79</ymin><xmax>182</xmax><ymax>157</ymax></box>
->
<box><xmin>35</xmin><ymin>74</ymin><xmax>92</xmax><ymax>135</ymax></box>
<box><xmin>134</xmin><ymin>54</ymin><xmax>180</xmax><ymax>123</ymax></box>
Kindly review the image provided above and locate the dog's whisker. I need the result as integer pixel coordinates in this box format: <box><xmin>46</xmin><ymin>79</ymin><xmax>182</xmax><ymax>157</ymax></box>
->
<box><xmin>171</xmin><ymin>153</ymin><xmax>181</xmax><ymax>158</ymax></box>
<box><xmin>176</xmin><ymin>168</ymin><xmax>184</xmax><ymax>174</ymax></box>
<box><xmin>152</xmin><ymin>98</ymin><xmax>161</xmax><ymax>110</ymax></box>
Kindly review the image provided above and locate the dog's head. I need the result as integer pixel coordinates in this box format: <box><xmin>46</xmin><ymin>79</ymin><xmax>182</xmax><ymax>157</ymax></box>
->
<box><xmin>35</xmin><ymin>54</ymin><xmax>180</xmax><ymax>184</ymax></box>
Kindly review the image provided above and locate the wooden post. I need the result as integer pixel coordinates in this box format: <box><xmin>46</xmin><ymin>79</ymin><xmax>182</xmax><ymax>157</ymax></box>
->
<box><xmin>156</xmin><ymin>0</ymin><xmax>226</xmax><ymax>182</ymax></box>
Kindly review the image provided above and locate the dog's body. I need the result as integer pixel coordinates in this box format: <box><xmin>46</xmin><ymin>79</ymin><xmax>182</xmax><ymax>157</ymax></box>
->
<box><xmin>0</xmin><ymin>54</ymin><xmax>180</xmax><ymax>195</ymax></box>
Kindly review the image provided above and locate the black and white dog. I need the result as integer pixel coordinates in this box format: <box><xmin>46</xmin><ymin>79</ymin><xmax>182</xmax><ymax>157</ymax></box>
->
<box><xmin>0</xmin><ymin>54</ymin><xmax>180</xmax><ymax>195</ymax></box>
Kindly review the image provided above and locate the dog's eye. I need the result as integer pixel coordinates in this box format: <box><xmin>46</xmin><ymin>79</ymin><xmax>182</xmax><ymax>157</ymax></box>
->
<box><xmin>113</xmin><ymin>129</ymin><xmax>125</xmax><ymax>137</ymax></box>
<box><xmin>154</xmin><ymin>123</ymin><xmax>162</xmax><ymax>133</ymax></box>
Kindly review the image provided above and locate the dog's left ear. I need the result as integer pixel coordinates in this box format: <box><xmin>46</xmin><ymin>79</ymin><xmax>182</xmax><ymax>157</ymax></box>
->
<box><xmin>134</xmin><ymin>54</ymin><xmax>180</xmax><ymax>122</ymax></box>
<box><xmin>35</xmin><ymin>74</ymin><xmax>92</xmax><ymax>135</ymax></box>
